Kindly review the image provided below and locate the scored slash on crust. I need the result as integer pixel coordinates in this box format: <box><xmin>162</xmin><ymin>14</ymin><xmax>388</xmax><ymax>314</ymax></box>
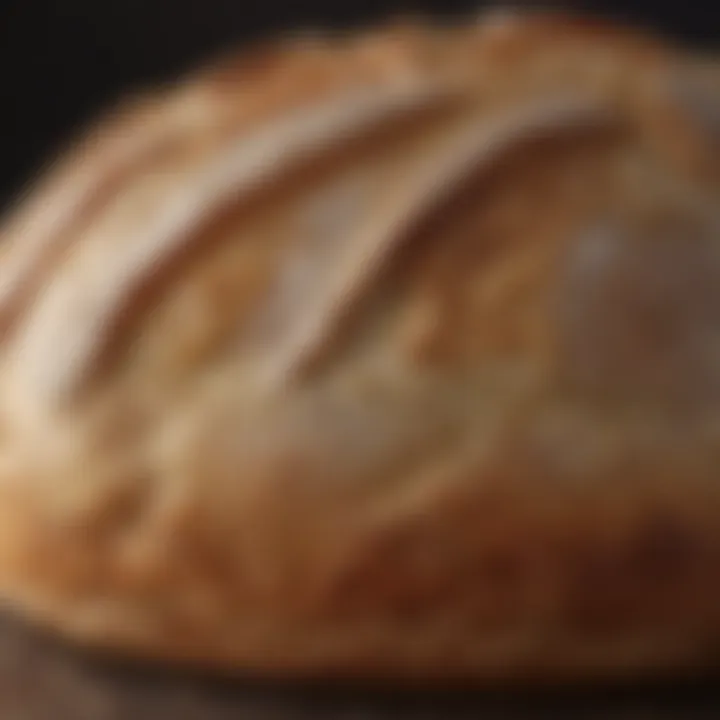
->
<box><xmin>2</xmin><ymin>79</ymin><xmax>612</xmax><ymax>410</ymax></box>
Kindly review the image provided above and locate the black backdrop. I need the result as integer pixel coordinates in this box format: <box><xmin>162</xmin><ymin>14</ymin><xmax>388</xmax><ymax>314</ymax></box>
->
<box><xmin>0</xmin><ymin>0</ymin><xmax>717</xmax><ymax>213</ymax></box>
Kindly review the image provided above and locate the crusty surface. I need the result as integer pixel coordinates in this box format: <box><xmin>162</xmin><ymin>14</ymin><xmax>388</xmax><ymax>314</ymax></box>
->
<box><xmin>0</xmin><ymin>10</ymin><xmax>718</xmax><ymax>681</ymax></box>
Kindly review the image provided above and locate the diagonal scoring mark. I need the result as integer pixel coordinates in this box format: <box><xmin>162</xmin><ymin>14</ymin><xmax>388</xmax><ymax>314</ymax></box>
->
<box><xmin>262</xmin><ymin>94</ymin><xmax>613</xmax><ymax>388</ymax></box>
<box><xmin>7</xmin><ymin>79</ymin><xmax>458</xmax><ymax>406</ymax></box>
<box><xmin>0</xmin><ymin>101</ymin><xmax>183</xmax><ymax>337</ymax></box>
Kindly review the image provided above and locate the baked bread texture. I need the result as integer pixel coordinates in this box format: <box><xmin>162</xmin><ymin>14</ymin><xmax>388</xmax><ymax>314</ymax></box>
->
<box><xmin>0</xmin><ymin>11</ymin><xmax>717</xmax><ymax>681</ymax></box>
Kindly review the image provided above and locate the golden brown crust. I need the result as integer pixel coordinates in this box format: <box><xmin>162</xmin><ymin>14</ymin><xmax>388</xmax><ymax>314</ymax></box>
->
<box><xmin>0</xmin><ymin>11</ymin><xmax>718</xmax><ymax>681</ymax></box>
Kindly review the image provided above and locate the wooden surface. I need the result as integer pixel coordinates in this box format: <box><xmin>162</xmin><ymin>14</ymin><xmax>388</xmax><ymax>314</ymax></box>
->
<box><xmin>0</xmin><ymin>614</ymin><xmax>717</xmax><ymax>720</ymax></box>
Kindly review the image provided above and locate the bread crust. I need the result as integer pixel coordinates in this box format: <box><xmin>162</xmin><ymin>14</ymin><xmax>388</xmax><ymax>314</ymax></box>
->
<box><xmin>0</xmin><ymin>11</ymin><xmax>718</xmax><ymax>681</ymax></box>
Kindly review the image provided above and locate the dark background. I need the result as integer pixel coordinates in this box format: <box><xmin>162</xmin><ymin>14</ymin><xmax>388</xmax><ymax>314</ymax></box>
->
<box><xmin>0</xmin><ymin>0</ymin><xmax>717</xmax><ymax>215</ymax></box>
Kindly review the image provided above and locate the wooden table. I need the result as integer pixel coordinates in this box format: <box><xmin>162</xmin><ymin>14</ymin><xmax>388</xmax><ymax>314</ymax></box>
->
<box><xmin>0</xmin><ymin>614</ymin><xmax>717</xmax><ymax>720</ymax></box>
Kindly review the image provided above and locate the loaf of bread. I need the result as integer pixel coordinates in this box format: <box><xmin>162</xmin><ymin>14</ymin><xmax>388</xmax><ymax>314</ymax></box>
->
<box><xmin>0</xmin><ymin>11</ymin><xmax>717</xmax><ymax>681</ymax></box>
